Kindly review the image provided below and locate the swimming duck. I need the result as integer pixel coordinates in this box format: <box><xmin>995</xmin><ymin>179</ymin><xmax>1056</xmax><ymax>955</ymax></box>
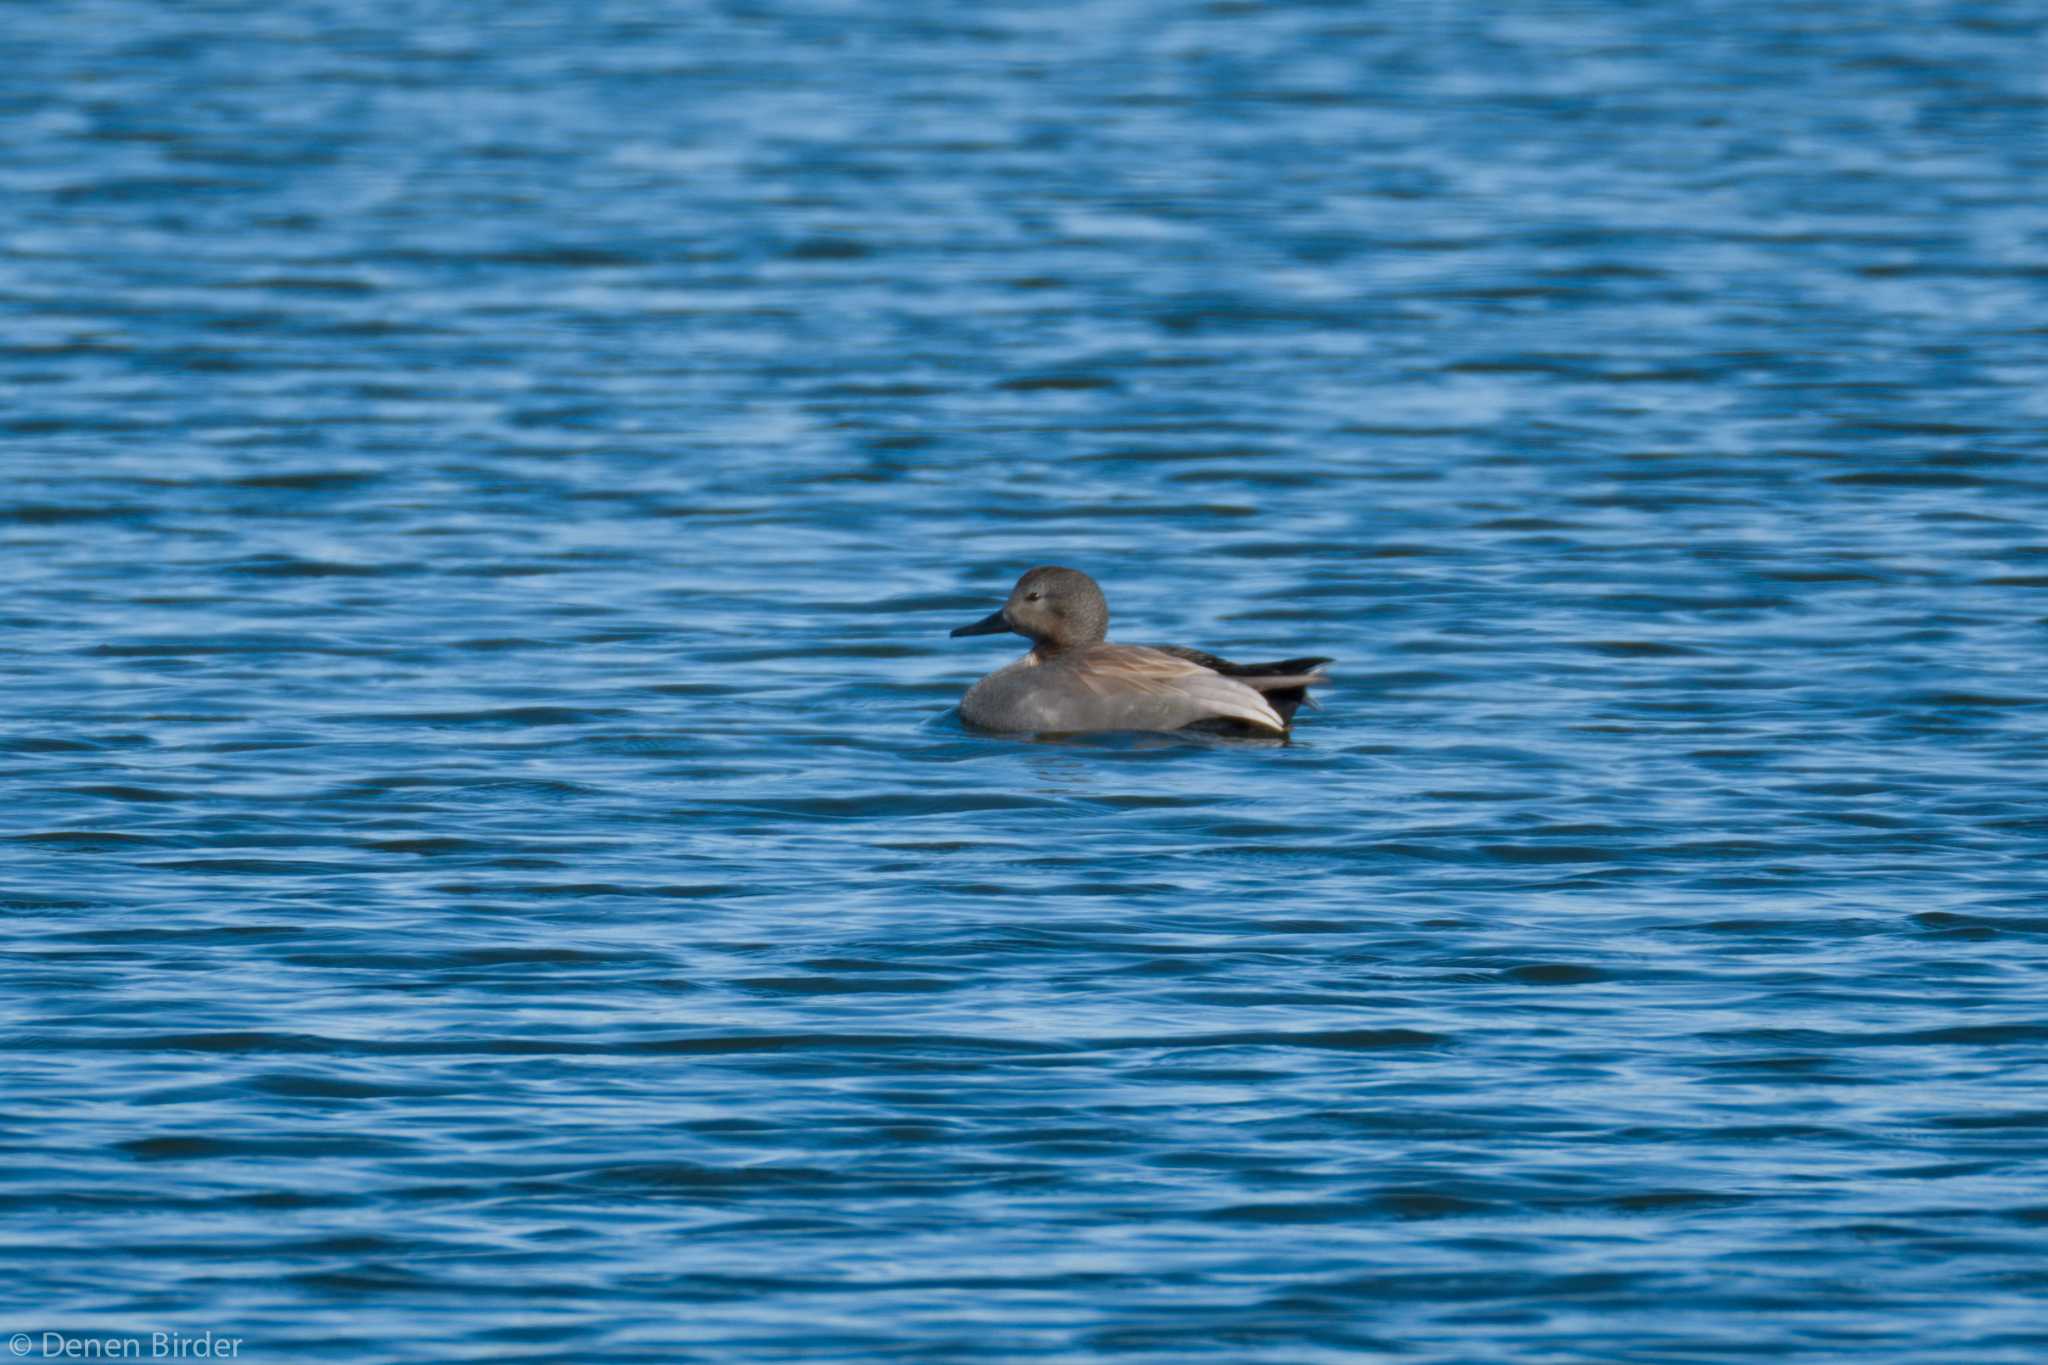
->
<box><xmin>949</xmin><ymin>566</ymin><xmax>1329</xmax><ymax>736</ymax></box>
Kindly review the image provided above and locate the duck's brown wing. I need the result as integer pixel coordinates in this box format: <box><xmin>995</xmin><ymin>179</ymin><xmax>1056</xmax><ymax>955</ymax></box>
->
<box><xmin>1077</xmin><ymin>646</ymin><xmax>1288</xmax><ymax>733</ymax></box>
<box><xmin>1148</xmin><ymin>647</ymin><xmax>1331</xmax><ymax>723</ymax></box>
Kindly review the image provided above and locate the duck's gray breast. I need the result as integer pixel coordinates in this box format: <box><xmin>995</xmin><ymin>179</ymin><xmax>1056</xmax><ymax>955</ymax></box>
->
<box><xmin>960</xmin><ymin>658</ymin><xmax>1059</xmax><ymax>732</ymax></box>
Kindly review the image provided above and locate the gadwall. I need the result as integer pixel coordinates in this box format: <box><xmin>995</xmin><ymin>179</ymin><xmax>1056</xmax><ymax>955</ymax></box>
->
<box><xmin>949</xmin><ymin>566</ymin><xmax>1330</xmax><ymax>736</ymax></box>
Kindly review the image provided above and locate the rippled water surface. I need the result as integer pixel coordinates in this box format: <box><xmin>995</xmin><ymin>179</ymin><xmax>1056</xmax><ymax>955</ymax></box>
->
<box><xmin>6</xmin><ymin>2</ymin><xmax>2048</xmax><ymax>1360</ymax></box>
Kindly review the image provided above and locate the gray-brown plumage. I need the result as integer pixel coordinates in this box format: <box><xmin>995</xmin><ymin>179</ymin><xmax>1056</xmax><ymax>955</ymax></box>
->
<box><xmin>948</xmin><ymin>566</ymin><xmax>1330</xmax><ymax>735</ymax></box>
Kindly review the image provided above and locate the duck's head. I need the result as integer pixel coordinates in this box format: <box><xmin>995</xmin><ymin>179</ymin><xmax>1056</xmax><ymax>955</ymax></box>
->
<box><xmin>950</xmin><ymin>565</ymin><xmax>1109</xmax><ymax>652</ymax></box>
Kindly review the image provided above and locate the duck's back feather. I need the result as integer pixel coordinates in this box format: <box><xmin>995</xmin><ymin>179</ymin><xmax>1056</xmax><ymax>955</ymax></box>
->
<box><xmin>1149</xmin><ymin>647</ymin><xmax>1332</xmax><ymax>722</ymax></box>
<box><xmin>1070</xmin><ymin>645</ymin><xmax>1287</xmax><ymax>733</ymax></box>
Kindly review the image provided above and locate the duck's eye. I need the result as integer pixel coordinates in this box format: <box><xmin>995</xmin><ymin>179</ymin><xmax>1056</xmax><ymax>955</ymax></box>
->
<box><xmin>1025</xmin><ymin>591</ymin><xmax>1041</xmax><ymax>602</ymax></box>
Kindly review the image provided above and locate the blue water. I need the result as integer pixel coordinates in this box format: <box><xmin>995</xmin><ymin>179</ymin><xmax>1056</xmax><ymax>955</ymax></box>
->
<box><xmin>5</xmin><ymin>1</ymin><xmax>2047</xmax><ymax>1360</ymax></box>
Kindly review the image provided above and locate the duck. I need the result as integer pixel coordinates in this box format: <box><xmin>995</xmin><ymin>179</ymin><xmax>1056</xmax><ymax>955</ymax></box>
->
<box><xmin>948</xmin><ymin>566</ymin><xmax>1329</xmax><ymax>736</ymax></box>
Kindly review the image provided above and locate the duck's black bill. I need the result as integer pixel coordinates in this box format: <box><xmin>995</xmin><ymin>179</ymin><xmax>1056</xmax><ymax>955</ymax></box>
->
<box><xmin>950</xmin><ymin>609</ymin><xmax>1011</xmax><ymax>638</ymax></box>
